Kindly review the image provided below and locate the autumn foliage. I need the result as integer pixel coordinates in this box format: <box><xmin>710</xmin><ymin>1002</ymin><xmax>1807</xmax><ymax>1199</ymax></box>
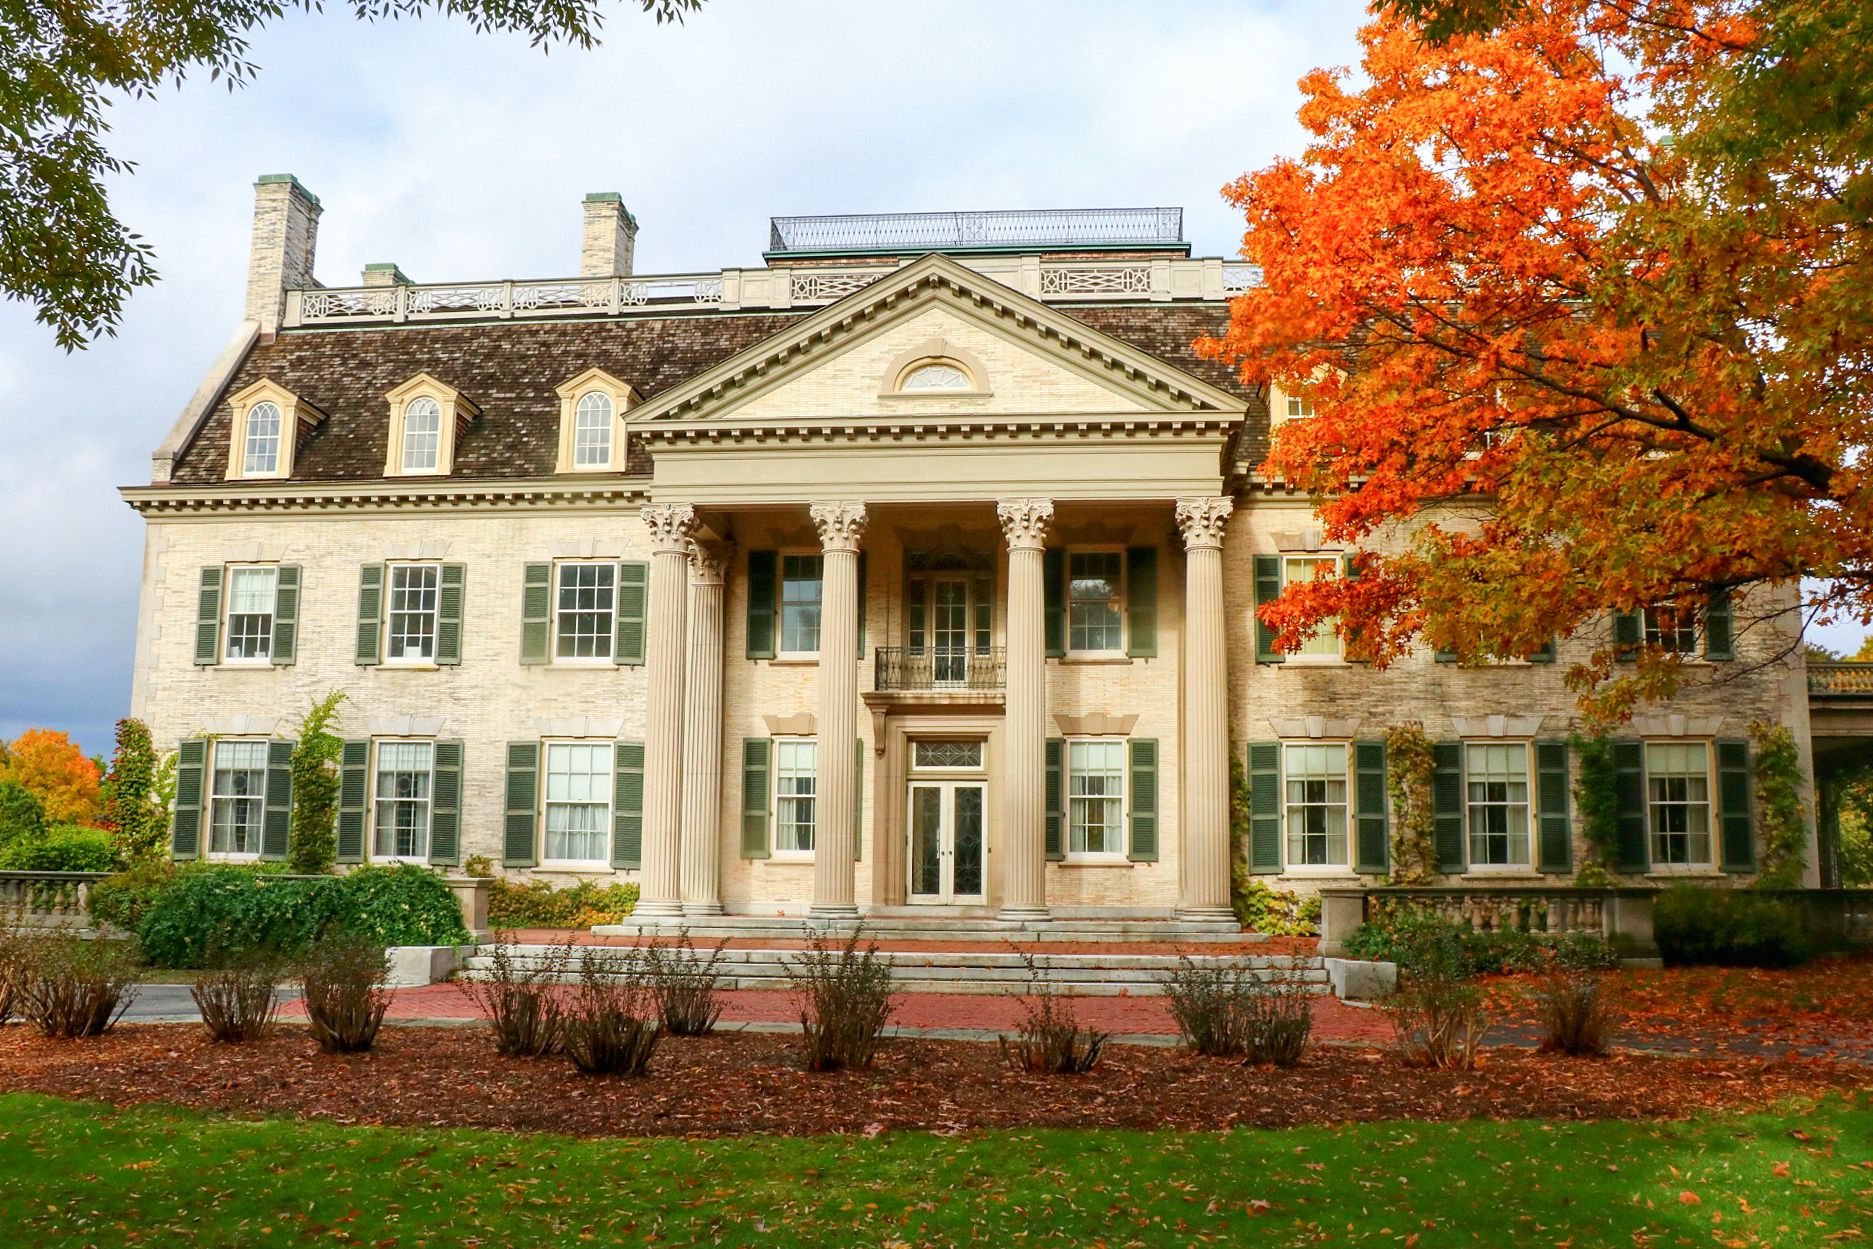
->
<box><xmin>0</xmin><ymin>729</ymin><xmax>101</xmax><ymax>827</ymax></box>
<box><xmin>1202</xmin><ymin>0</ymin><xmax>1872</xmax><ymax>719</ymax></box>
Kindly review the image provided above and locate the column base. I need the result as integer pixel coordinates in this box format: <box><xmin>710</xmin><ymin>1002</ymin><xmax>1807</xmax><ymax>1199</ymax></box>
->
<box><xmin>1174</xmin><ymin>906</ymin><xmax>1241</xmax><ymax>927</ymax></box>
<box><xmin>633</xmin><ymin>900</ymin><xmax>685</xmax><ymax>922</ymax></box>
<box><xmin>808</xmin><ymin>904</ymin><xmax>861</xmax><ymax>922</ymax></box>
<box><xmin>681</xmin><ymin>902</ymin><xmax>725</xmax><ymax>917</ymax></box>
<box><xmin>996</xmin><ymin>906</ymin><xmax>1051</xmax><ymax>924</ymax></box>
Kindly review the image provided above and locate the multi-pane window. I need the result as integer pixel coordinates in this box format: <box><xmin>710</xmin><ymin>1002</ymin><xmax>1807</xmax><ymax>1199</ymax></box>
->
<box><xmin>1647</xmin><ymin>742</ymin><xmax>1713</xmax><ymax>866</ymax></box>
<box><xmin>372</xmin><ymin>741</ymin><xmax>433</xmax><ymax>860</ymax></box>
<box><xmin>243</xmin><ymin>402</ymin><xmax>282</xmax><ymax>475</ymax></box>
<box><xmin>774</xmin><ymin>738</ymin><xmax>817</xmax><ymax>853</ymax></box>
<box><xmin>555</xmin><ymin>562</ymin><xmax>616</xmax><ymax>660</ymax></box>
<box><xmin>1067</xmin><ymin>550</ymin><xmax>1124</xmax><ymax>654</ymax></box>
<box><xmin>208</xmin><ymin>741</ymin><xmax>268</xmax><ymax>856</ymax></box>
<box><xmin>543</xmin><ymin>742</ymin><xmax>611</xmax><ymax>863</ymax></box>
<box><xmin>1281</xmin><ymin>556</ymin><xmax>1342</xmax><ymax>658</ymax></box>
<box><xmin>1285</xmin><ymin>394</ymin><xmax>1315</xmax><ymax>419</ymax></box>
<box><xmin>1284</xmin><ymin>743</ymin><xmax>1349</xmax><ymax>866</ymax></box>
<box><xmin>779</xmin><ymin>554</ymin><xmax>823</xmax><ymax>656</ymax></box>
<box><xmin>1068</xmin><ymin>739</ymin><xmax>1125</xmax><ymax>856</ymax></box>
<box><xmin>401</xmin><ymin>396</ymin><xmax>443</xmax><ymax>472</ymax></box>
<box><xmin>1643</xmin><ymin>607</ymin><xmax>1699</xmax><ymax>655</ymax></box>
<box><xmin>1465</xmin><ymin>743</ymin><xmax>1531</xmax><ymax>867</ymax></box>
<box><xmin>386</xmin><ymin>564</ymin><xmax>439</xmax><ymax>662</ymax></box>
<box><xmin>573</xmin><ymin>392</ymin><xmax>614</xmax><ymax>467</ymax></box>
<box><xmin>224</xmin><ymin>566</ymin><xmax>278</xmax><ymax>662</ymax></box>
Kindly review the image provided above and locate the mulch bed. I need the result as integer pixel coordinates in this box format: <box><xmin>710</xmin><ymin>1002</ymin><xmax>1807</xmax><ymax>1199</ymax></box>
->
<box><xmin>0</xmin><ymin>1024</ymin><xmax>1864</xmax><ymax>1138</ymax></box>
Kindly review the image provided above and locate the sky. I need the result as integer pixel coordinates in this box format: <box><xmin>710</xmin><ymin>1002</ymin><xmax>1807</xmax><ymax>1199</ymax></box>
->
<box><xmin>0</xmin><ymin>0</ymin><xmax>1861</xmax><ymax>756</ymax></box>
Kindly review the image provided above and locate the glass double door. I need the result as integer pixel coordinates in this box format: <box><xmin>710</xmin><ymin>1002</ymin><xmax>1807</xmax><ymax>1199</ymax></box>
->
<box><xmin>908</xmin><ymin>780</ymin><xmax>986</xmax><ymax>904</ymax></box>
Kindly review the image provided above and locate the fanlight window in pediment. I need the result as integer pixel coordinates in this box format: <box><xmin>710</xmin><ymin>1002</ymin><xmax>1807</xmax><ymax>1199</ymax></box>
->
<box><xmin>899</xmin><ymin>361</ymin><xmax>973</xmax><ymax>392</ymax></box>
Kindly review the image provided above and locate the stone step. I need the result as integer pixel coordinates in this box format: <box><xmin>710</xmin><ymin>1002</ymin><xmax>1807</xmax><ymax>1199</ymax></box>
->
<box><xmin>589</xmin><ymin>920</ymin><xmax>1265</xmax><ymax>944</ymax></box>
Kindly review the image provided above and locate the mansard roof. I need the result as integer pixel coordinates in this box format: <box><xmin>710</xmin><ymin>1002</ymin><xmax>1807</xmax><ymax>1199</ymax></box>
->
<box><xmin>165</xmin><ymin>302</ymin><xmax>1265</xmax><ymax>486</ymax></box>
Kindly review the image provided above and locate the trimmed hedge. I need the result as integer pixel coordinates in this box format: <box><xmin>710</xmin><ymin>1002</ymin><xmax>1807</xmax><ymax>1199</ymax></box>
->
<box><xmin>1654</xmin><ymin>886</ymin><xmax>1813</xmax><ymax>968</ymax></box>
<box><xmin>0</xmin><ymin>825</ymin><xmax>121</xmax><ymax>873</ymax></box>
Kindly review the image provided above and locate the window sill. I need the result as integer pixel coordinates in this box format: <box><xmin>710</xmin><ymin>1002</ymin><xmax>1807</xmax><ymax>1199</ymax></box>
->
<box><xmin>1058</xmin><ymin>655</ymin><xmax>1132</xmax><ymax>666</ymax></box>
<box><xmin>1278</xmin><ymin>656</ymin><xmax>1346</xmax><ymax>668</ymax></box>
<box><xmin>548</xmin><ymin>658</ymin><xmax>618</xmax><ymax>669</ymax></box>
<box><xmin>1458</xmin><ymin>868</ymin><xmax>1541</xmax><ymax>880</ymax></box>
<box><xmin>215</xmin><ymin>660</ymin><xmax>277</xmax><ymax>671</ymax></box>
<box><xmin>539</xmin><ymin>861</ymin><xmax>614</xmax><ymax>873</ymax></box>
<box><xmin>1644</xmin><ymin>868</ymin><xmax>1723</xmax><ymax>880</ymax></box>
<box><xmin>380</xmin><ymin>661</ymin><xmax>440</xmax><ymax>672</ymax></box>
<box><xmin>372</xmin><ymin>855</ymin><xmax>432</xmax><ymax>867</ymax></box>
<box><xmin>766</xmin><ymin>852</ymin><xmax>815</xmax><ymax>865</ymax></box>
<box><xmin>768</xmin><ymin>657</ymin><xmax>821</xmax><ymax>667</ymax></box>
<box><xmin>1059</xmin><ymin>854</ymin><xmax>1132</xmax><ymax>868</ymax></box>
<box><xmin>1281</xmin><ymin>865</ymin><xmax>1358</xmax><ymax>878</ymax></box>
<box><xmin>207</xmin><ymin>853</ymin><xmax>261</xmax><ymax>863</ymax></box>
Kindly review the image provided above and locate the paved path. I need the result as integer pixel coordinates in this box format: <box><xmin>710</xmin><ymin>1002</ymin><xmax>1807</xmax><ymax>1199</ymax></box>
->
<box><xmin>118</xmin><ymin>983</ymin><xmax>303</xmax><ymax>1024</ymax></box>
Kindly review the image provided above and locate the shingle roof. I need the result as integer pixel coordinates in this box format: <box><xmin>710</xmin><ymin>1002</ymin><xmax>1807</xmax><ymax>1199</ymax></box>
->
<box><xmin>168</xmin><ymin>302</ymin><xmax>1267</xmax><ymax>485</ymax></box>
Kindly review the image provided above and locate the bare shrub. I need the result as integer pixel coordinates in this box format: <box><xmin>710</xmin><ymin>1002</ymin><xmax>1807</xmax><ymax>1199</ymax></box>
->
<box><xmin>1383</xmin><ymin>919</ymin><xmax>1487</xmax><ymax>1070</ymax></box>
<box><xmin>1238</xmin><ymin>970</ymin><xmax>1314</xmax><ymax>1067</ymax></box>
<box><xmin>192</xmin><ymin>953</ymin><xmax>282</xmax><ymax>1044</ymax></box>
<box><xmin>0</xmin><ymin>915</ymin><xmax>23</xmax><ymax>1026</ymax></box>
<box><xmin>1535</xmin><ymin>969</ymin><xmax>1622</xmax><ymax>1057</ymax></box>
<box><xmin>464</xmin><ymin>936</ymin><xmax>569</xmax><ymax>1058</ymax></box>
<box><xmin>1161</xmin><ymin>957</ymin><xmax>1254</xmax><ymax>1057</ymax></box>
<box><xmin>643</xmin><ymin>929</ymin><xmax>728</xmax><ymax>1036</ymax></box>
<box><xmin>1000</xmin><ymin>955</ymin><xmax>1108</xmax><ymax>1075</ymax></box>
<box><xmin>785</xmin><ymin>927</ymin><xmax>893</xmax><ymax>1072</ymax></box>
<box><xmin>301</xmin><ymin>931</ymin><xmax>389</xmax><ymax>1054</ymax></box>
<box><xmin>561</xmin><ymin>947</ymin><xmax>661</xmax><ymax>1076</ymax></box>
<box><xmin>15</xmin><ymin>934</ymin><xmax>141</xmax><ymax>1039</ymax></box>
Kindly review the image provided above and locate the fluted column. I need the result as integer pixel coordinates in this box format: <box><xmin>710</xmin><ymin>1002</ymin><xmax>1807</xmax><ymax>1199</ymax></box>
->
<box><xmin>1176</xmin><ymin>497</ymin><xmax>1235</xmax><ymax>919</ymax></box>
<box><xmin>810</xmin><ymin>502</ymin><xmax>867</xmax><ymax>919</ymax></box>
<box><xmin>997</xmin><ymin>498</ymin><xmax>1054</xmax><ymax>921</ymax></box>
<box><xmin>679</xmin><ymin>541</ymin><xmax>730</xmax><ymax>915</ymax></box>
<box><xmin>636</xmin><ymin>503</ymin><xmax>698</xmax><ymax>920</ymax></box>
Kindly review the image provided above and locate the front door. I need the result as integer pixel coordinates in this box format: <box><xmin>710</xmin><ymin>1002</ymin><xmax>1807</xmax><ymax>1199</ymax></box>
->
<box><xmin>907</xmin><ymin>780</ymin><xmax>986</xmax><ymax>904</ymax></box>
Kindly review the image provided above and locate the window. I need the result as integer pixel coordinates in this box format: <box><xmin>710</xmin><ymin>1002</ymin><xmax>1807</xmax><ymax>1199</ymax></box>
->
<box><xmin>1465</xmin><ymin>743</ymin><xmax>1531</xmax><ymax>868</ymax></box>
<box><xmin>401</xmin><ymin>396</ymin><xmax>442</xmax><ymax>472</ymax></box>
<box><xmin>242</xmin><ymin>402</ymin><xmax>282</xmax><ymax>475</ymax></box>
<box><xmin>543</xmin><ymin>742</ymin><xmax>611</xmax><ymax>863</ymax></box>
<box><xmin>1286</xmin><ymin>394</ymin><xmax>1315</xmax><ymax>419</ymax></box>
<box><xmin>372</xmin><ymin>741</ymin><xmax>433</xmax><ymax>860</ymax></box>
<box><xmin>1281</xmin><ymin>556</ymin><xmax>1341</xmax><ymax>659</ymax></box>
<box><xmin>1284</xmin><ymin>743</ymin><xmax>1349</xmax><ymax>867</ymax></box>
<box><xmin>780</xmin><ymin>554</ymin><xmax>823</xmax><ymax>656</ymax></box>
<box><xmin>1643</xmin><ymin>607</ymin><xmax>1699</xmax><ymax>655</ymax></box>
<box><xmin>573</xmin><ymin>392</ymin><xmax>614</xmax><ymax>467</ymax></box>
<box><xmin>555</xmin><ymin>562</ymin><xmax>616</xmax><ymax>661</ymax></box>
<box><xmin>774</xmin><ymin>738</ymin><xmax>817</xmax><ymax>854</ymax></box>
<box><xmin>913</xmin><ymin>740</ymin><xmax>984</xmax><ymax>770</ymax></box>
<box><xmin>900</xmin><ymin>362</ymin><xmax>971</xmax><ymax>391</ymax></box>
<box><xmin>224</xmin><ymin>566</ymin><xmax>278</xmax><ymax>662</ymax></box>
<box><xmin>386</xmin><ymin>564</ymin><xmax>440</xmax><ymax>662</ymax></box>
<box><xmin>1068</xmin><ymin>739</ymin><xmax>1126</xmax><ymax>856</ymax></box>
<box><xmin>1647</xmin><ymin>742</ymin><xmax>1713</xmax><ymax>867</ymax></box>
<box><xmin>208</xmin><ymin>740</ymin><xmax>268</xmax><ymax>856</ymax></box>
<box><xmin>1067</xmin><ymin>550</ymin><xmax>1124</xmax><ymax>654</ymax></box>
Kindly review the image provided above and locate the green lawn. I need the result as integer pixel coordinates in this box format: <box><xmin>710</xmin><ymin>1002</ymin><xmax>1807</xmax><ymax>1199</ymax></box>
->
<box><xmin>0</xmin><ymin>1092</ymin><xmax>1866</xmax><ymax>1247</ymax></box>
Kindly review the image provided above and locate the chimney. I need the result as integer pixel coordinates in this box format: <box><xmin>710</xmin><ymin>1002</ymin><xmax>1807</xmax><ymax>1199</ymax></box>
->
<box><xmin>581</xmin><ymin>192</ymin><xmax>638</xmax><ymax>277</ymax></box>
<box><xmin>361</xmin><ymin>262</ymin><xmax>412</xmax><ymax>287</ymax></box>
<box><xmin>245</xmin><ymin>174</ymin><xmax>322</xmax><ymax>334</ymax></box>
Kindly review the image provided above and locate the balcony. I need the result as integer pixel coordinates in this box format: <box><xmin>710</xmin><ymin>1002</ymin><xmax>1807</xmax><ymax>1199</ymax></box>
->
<box><xmin>875</xmin><ymin>647</ymin><xmax>1006</xmax><ymax>693</ymax></box>
<box><xmin>1809</xmin><ymin>662</ymin><xmax>1873</xmax><ymax>697</ymax></box>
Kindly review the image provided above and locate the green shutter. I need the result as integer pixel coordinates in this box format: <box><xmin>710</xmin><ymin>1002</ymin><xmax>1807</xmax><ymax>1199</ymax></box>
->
<box><xmin>740</xmin><ymin>738</ymin><xmax>771</xmax><ymax>858</ymax></box>
<box><xmin>1704</xmin><ymin>591</ymin><xmax>1734</xmax><ymax>662</ymax></box>
<box><xmin>504</xmin><ymin>741</ymin><xmax>541</xmax><ymax>867</ymax></box>
<box><xmin>1125</xmin><ymin>546</ymin><xmax>1157</xmax><ymax>658</ymax></box>
<box><xmin>520</xmin><ymin>563</ymin><xmax>553</xmax><ymax>665</ymax></box>
<box><xmin>854</xmin><ymin>743</ymin><xmax>864</xmax><ymax>860</ymax></box>
<box><xmin>613</xmin><ymin>740</ymin><xmax>645</xmax><ymax>869</ymax></box>
<box><xmin>1044</xmin><ymin>738</ymin><xmax>1064</xmax><ymax>860</ymax></box>
<box><xmin>1431</xmin><ymin>741</ymin><xmax>1465</xmax><ymax>873</ymax></box>
<box><xmin>336</xmin><ymin>739</ymin><xmax>370</xmax><ymax>864</ymax></box>
<box><xmin>1529</xmin><ymin>637</ymin><xmax>1557</xmax><ymax>664</ymax></box>
<box><xmin>1612</xmin><ymin>740</ymin><xmax>1648</xmax><ymax>871</ymax></box>
<box><xmin>615</xmin><ymin>561</ymin><xmax>648</xmax><ymax>666</ymax></box>
<box><xmin>436</xmin><ymin>565</ymin><xmax>466</xmax><ymax>665</ymax></box>
<box><xmin>1354</xmin><ymin>740</ymin><xmax>1388</xmax><ymax>874</ymax></box>
<box><xmin>857</xmin><ymin>552</ymin><xmax>868</xmax><ymax>659</ymax></box>
<box><xmin>1247</xmin><ymin>742</ymin><xmax>1281</xmax><ymax>873</ymax></box>
<box><xmin>194</xmin><ymin>567</ymin><xmax>223</xmax><ymax>665</ymax></box>
<box><xmin>1253</xmin><ymin>555</ymin><xmax>1284</xmax><ymax>664</ymax></box>
<box><xmin>1128</xmin><ymin>738</ymin><xmax>1159</xmax><ymax>861</ymax></box>
<box><xmin>171</xmin><ymin>738</ymin><xmax>206</xmax><ymax>858</ymax></box>
<box><xmin>746</xmin><ymin>550</ymin><xmax>777</xmax><ymax>659</ymax></box>
<box><xmin>261</xmin><ymin>738</ymin><xmax>293</xmax><ymax>860</ymax></box>
<box><xmin>1613</xmin><ymin>610</ymin><xmax>1642</xmax><ymax>661</ymax></box>
<box><xmin>429</xmin><ymin>740</ymin><xmax>462</xmax><ymax>866</ymax></box>
<box><xmin>270</xmin><ymin>565</ymin><xmax>300</xmax><ymax>666</ymax></box>
<box><xmin>1535</xmin><ymin>739</ymin><xmax>1572</xmax><ymax>873</ymax></box>
<box><xmin>1717</xmin><ymin>738</ymin><xmax>1754</xmax><ymax>872</ymax></box>
<box><xmin>355</xmin><ymin>564</ymin><xmax>383</xmax><ymax>666</ymax></box>
<box><xmin>1043</xmin><ymin>548</ymin><xmax>1066</xmax><ymax>658</ymax></box>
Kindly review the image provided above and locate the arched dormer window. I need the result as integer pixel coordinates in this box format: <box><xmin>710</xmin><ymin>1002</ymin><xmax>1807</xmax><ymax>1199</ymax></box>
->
<box><xmin>244</xmin><ymin>402</ymin><xmax>283</xmax><ymax>474</ymax></box>
<box><xmin>383</xmin><ymin>374</ymin><xmax>479</xmax><ymax>478</ymax></box>
<box><xmin>554</xmin><ymin>368</ymin><xmax>639</xmax><ymax>473</ymax></box>
<box><xmin>224</xmin><ymin>380</ymin><xmax>326</xmax><ymax>481</ymax></box>
<box><xmin>401</xmin><ymin>397</ymin><xmax>442</xmax><ymax>472</ymax></box>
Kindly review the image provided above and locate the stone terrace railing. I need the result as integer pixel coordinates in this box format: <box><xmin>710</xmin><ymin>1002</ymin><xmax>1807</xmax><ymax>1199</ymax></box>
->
<box><xmin>282</xmin><ymin>256</ymin><xmax>1264</xmax><ymax>328</ymax></box>
<box><xmin>1809</xmin><ymin>662</ymin><xmax>1873</xmax><ymax>696</ymax></box>
<box><xmin>0</xmin><ymin>871</ymin><xmax>111</xmax><ymax>930</ymax></box>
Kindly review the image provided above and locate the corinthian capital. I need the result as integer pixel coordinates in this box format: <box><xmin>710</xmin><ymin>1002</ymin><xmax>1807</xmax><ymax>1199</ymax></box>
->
<box><xmin>641</xmin><ymin>503</ymin><xmax>699</xmax><ymax>553</ymax></box>
<box><xmin>687</xmin><ymin>539</ymin><xmax>731</xmax><ymax>585</ymax></box>
<box><xmin>1175</xmin><ymin>497</ymin><xmax>1235</xmax><ymax>550</ymax></box>
<box><xmin>809</xmin><ymin>502</ymin><xmax>868</xmax><ymax>552</ymax></box>
<box><xmin>996</xmin><ymin>498</ymin><xmax>1054</xmax><ymax>551</ymax></box>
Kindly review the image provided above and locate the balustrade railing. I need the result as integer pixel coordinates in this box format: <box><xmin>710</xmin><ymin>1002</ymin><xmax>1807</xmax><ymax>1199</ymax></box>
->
<box><xmin>875</xmin><ymin>646</ymin><xmax>1007</xmax><ymax>692</ymax></box>
<box><xmin>1809</xmin><ymin>662</ymin><xmax>1873</xmax><ymax>696</ymax></box>
<box><xmin>0</xmin><ymin>871</ymin><xmax>110</xmax><ymax>930</ymax></box>
<box><xmin>769</xmin><ymin>207</ymin><xmax>1185</xmax><ymax>254</ymax></box>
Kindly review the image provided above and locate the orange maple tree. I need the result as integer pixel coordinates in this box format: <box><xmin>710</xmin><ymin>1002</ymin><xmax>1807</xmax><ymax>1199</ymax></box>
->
<box><xmin>1202</xmin><ymin>0</ymin><xmax>1872</xmax><ymax>719</ymax></box>
<box><xmin>1</xmin><ymin>728</ymin><xmax>102</xmax><ymax>826</ymax></box>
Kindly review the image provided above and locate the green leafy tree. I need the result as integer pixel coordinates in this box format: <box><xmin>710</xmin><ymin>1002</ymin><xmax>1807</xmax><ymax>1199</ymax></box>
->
<box><xmin>286</xmin><ymin>691</ymin><xmax>347</xmax><ymax>875</ymax></box>
<box><xmin>3</xmin><ymin>0</ymin><xmax>703</xmax><ymax>350</ymax></box>
<box><xmin>101</xmin><ymin>718</ymin><xmax>167</xmax><ymax>862</ymax></box>
<box><xmin>0</xmin><ymin>780</ymin><xmax>45</xmax><ymax>851</ymax></box>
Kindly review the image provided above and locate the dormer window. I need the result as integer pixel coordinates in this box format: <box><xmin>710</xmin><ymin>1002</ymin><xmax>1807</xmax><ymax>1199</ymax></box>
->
<box><xmin>553</xmin><ymin>368</ymin><xmax>638</xmax><ymax>473</ymax></box>
<box><xmin>901</xmin><ymin>361</ymin><xmax>972</xmax><ymax>391</ymax></box>
<box><xmin>574</xmin><ymin>392</ymin><xmax>614</xmax><ymax>467</ymax></box>
<box><xmin>1286</xmin><ymin>395</ymin><xmax>1315</xmax><ymax>419</ymax></box>
<box><xmin>401</xmin><ymin>397</ymin><xmax>442</xmax><ymax>473</ymax></box>
<box><xmin>383</xmin><ymin>374</ymin><xmax>478</xmax><ymax>478</ymax></box>
<box><xmin>243</xmin><ymin>403</ymin><xmax>283</xmax><ymax>475</ymax></box>
<box><xmin>224</xmin><ymin>380</ymin><xmax>325</xmax><ymax>481</ymax></box>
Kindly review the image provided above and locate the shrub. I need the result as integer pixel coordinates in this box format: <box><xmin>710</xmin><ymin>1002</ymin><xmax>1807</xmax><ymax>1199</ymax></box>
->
<box><xmin>1229</xmin><ymin>872</ymin><xmax>1321</xmax><ymax>936</ymax></box>
<box><xmin>1344</xmin><ymin>907</ymin><xmax>1590</xmax><ymax>976</ymax></box>
<box><xmin>644</xmin><ymin>930</ymin><xmax>727</xmax><ymax>1036</ymax></box>
<box><xmin>1237</xmin><ymin>971</ymin><xmax>1315</xmax><ymax>1066</ymax></box>
<box><xmin>102</xmin><ymin>718</ymin><xmax>167</xmax><ymax>863</ymax></box>
<box><xmin>192</xmin><ymin>955</ymin><xmax>282</xmax><ymax>1044</ymax></box>
<box><xmin>286</xmin><ymin>692</ymin><xmax>346</xmax><ymax>875</ymax></box>
<box><xmin>0</xmin><ymin>920</ymin><xmax>22</xmax><ymax>1025</ymax></box>
<box><xmin>487</xmin><ymin>877</ymin><xmax>640</xmax><ymax>928</ymax></box>
<box><xmin>1655</xmin><ymin>886</ymin><xmax>1813</xmax><ymax>967</ymax></box>
<box><xmin>1000</xmin><ymin>955</ymin><xmax>1108</xmax><ymax>1075</ymax></box>
<box><xmin>1751</xmin><ymin>721</ymin><xmax>1808</xmax><ymax>888</ymax></box>
<box><xmin>88</xmin><ymin>859</ymin><xmax>178</xmax><ymax>933</ymax></box>
<box><xmin>0</xmin><ymin>780</ymin><xmax>45</xmax><ymax>851</ymax></box>
<box><xmin>465</xmin><ymin>939</ymin><xmax>569</xmax><ymax>1058</ymax></box>
<box><xmin>1552</xmin><ymin>930</ymin><xmax>1621</xmax><ymax>972</ymax></box>
<box><xmin>1534</xmin><ymin>969</ymin><xmax>1621</xmax><ymax>1057</ymax></box>
<box><xmin>786</xmin><ymin>928</ymin><xmax>894</xmax><ymax>1073</ymax></box>
<box><xmin>561</xmin><ymin>947</ymin><xmax>660</xmax><ymax>1076</ymax></box>
<box><xmin>1381</xmin><ymin>916</ymin><xmax>1487</xmax><ymax>1069</ymax></box>
<box><xmin>301</xmin><ymin>931</ymin><xmax>390</xmax><ymax>1053</ymax></box>
<box><xmin>330</xmin><ymin>864</ymin><xmax>471</xmax><ymax>948</ymax></box>
<box><xmin>0</xmin><ymin>825</ymin><xmax>121</xmax><ymax>873</ymax></box>
<box><xmin>15</xmin><ymin>935</ymin><xmax>141</xmax><ymax>1038</ymax></box>
<box><xmin>1162</xmin><ymin>957</ymin><xmax>1256</xmax><ymax>1057</ymax></box>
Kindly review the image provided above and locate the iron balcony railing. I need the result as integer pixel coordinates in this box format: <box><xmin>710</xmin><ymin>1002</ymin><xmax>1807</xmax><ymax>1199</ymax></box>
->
<box><xmin>875</xmin><ymin>646</ymin><xmax>1007</xmax><ymax>693</ymax></box>
<box><xmin>768</xmin><ymin>208</ymin><xmax>1185</xmax><ymax>255</ymax></box>
<box><xmin>1809</xmin><ymin>662</ymin><xmax>1873</xmax><ymax>696</ymax></box>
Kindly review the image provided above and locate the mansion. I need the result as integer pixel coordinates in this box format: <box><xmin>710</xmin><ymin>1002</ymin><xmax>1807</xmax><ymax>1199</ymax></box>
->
<box><xmin>121</xmin><ymin>178</ymin><xmax>1822</xmax><ymax>923</ymax></box>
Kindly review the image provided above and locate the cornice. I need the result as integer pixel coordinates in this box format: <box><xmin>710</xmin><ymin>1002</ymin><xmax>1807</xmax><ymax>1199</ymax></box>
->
<box><xmin>120</xmin><ymin>476</ymin><xmax>647</xmax><ymax>517</ymax></box>
<box><xmin>635</xmin><ymin>409</ymin><xmax>1239</xmax><ymax>448</ymax></box>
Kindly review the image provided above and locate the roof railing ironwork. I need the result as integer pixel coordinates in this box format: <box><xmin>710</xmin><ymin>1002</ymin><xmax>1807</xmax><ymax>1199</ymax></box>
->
<box><xmin>767</xmin><ymin>208</ymin><xmax>1186</xmax><ymax>256</ymax></box>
